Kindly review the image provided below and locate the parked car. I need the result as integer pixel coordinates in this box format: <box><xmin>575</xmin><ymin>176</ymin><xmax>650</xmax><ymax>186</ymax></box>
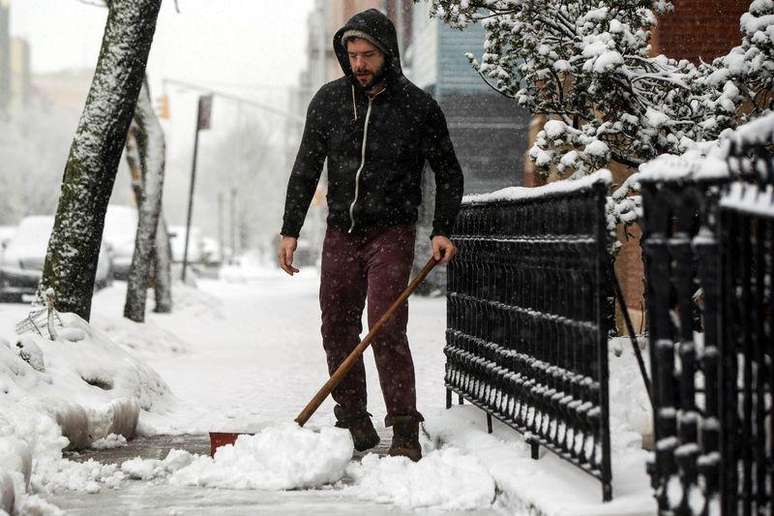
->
<box><xmin>103</xmin><ymin>205</ymin><xmax>138</xmax><ymax>280</ymax></box>
<box><xmin>201</xmin><ymin>236</ymin><xmax>222</xmax><ymax>265</ymax></box>
<box><xmin>0</xmin><ymin>225</ymin><xmax>17</xmax><ymax>250</ymax></box>
<box><xmin>169</xmin><ymin>225</ymin><xmax>203</xmax><ymax>264</ymax></box>
<box><xmin>0</xmin><ymin>216</ymin><xmax>113</xmax><ymax>303</ymax></box>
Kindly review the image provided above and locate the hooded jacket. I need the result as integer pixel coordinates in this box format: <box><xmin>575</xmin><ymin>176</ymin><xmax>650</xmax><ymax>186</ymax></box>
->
<box><xmin>280</xmin><ymin>9</ymin><xmax>464</xmax><ymax>239</ymax></box>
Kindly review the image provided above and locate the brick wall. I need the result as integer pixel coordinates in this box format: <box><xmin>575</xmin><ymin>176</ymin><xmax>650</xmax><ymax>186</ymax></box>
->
<box><xmin>652</xmin><ymin>0</ymin><xmax>749</xmax><ymax>61</ymax></box>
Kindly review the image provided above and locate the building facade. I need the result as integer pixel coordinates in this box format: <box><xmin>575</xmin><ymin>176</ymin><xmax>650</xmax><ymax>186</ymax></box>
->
<box><xmin>9</xmin><ymin>36</ymin><xmax>29</xmax><ymax>110</ymax></box>
<box><xmin>0</xmin><ymin>0</ymin><xmax>10</xmax><ymax>115</ymax></box>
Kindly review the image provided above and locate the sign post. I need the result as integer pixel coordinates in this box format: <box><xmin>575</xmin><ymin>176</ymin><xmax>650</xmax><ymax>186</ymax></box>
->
<box><xmin>181</xmin><ymin>94</ymin><xmax>212</xmax><ymax>282</ymax></box>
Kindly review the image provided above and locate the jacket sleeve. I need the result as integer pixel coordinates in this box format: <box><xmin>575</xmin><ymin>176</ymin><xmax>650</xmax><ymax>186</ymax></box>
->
<box><xmin>280</xmin><ymin>90</ymin><xmax>328</xmax><ymax>239</ymax></box>
<box><xmin>423</xmin><ymin>100</ymin><xmax>464</xmax><ymax>239</ymax></box>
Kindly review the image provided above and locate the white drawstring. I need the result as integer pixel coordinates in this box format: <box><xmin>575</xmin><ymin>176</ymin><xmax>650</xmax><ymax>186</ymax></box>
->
<box><xmin>351</xmin><ymin>85</ymin><xmax>358</xmax><ymax>122</ymax></box>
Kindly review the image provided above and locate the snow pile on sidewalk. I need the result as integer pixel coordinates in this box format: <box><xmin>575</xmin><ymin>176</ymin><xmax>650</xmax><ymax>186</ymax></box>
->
<box><xmin>345</xmin><ymin>448</ymin><xmax>496</xmax><ymax>510</ymax></box>
<box><xmin>0</xmin><ymin>308</ymin><xmax>172</xmax><ymax>514</ymax></box>
<box><xmin>115</xmin><ymin>426</ymin><xmax>497</xmax><ymax>511</ymax></box>
<box><xmin>171</xmin><ymin>424</ymin><xmax>352</xmax><ymax>489</ymax></box>
<box><xmin>117</xmin><ymin>423</ymin><xmax>354</xmax><ymax>491</ymax></box>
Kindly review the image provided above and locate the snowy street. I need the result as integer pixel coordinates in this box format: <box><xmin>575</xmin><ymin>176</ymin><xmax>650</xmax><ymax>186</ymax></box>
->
<box><xmin>89</xmin><ymin>268</ymin><xmax>452</xmax><ymax>436</ymax></box>
<box><xmin>0</xmin><ymin>266</ymin><xmax>656</xmax><ymax>514</ymax></box>
<box><xmin>2</xmin><ymin>268</ymin><xmax>510</xmax><ymax>514</ymax></box>
<box><xmin>3</xmin><ymin>0</ymin><xmax>773</xmax><ymax>513</ymax></box>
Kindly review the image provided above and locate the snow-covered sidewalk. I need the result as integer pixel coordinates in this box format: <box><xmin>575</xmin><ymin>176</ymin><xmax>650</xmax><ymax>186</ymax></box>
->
<box><xmin>2</xmin><ymin>265</ymin><xmax>656</xmax><ymax>514</ymax></box>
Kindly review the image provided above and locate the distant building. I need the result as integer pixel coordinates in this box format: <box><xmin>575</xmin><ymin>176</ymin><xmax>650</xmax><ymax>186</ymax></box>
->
<box><xmin>0</xmin><ymin>0</ymin><xmax>10</xmax><ymax>114</ymax></box>
<box><xmin>9</xmin><ymin>36</ymin><xmax>29</xmax><ymax>109</ymax></box>
<box><xmin>653</xmin><ymin>0</ymin><xmax>750</xmax><ymax>61</ymax></box>
<box><xmin>403</xmin><ymin>1</ymin><xmax>530</xmax><ymax>199</ymax></box>
<box><xmin>31</xmin><ymin>68</ymin><xmax>92</xmax><ymax>112</ymax></box>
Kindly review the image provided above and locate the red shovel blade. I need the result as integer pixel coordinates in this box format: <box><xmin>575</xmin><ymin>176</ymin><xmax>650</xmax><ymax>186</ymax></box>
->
<box><xmin>208</xmin><ymin>432</ymin><xmax>254</xmax><ymax>457</ymax></box>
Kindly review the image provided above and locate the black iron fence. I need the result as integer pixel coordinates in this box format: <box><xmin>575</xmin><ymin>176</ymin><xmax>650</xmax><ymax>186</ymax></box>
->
<box><xmin>445</xmin><ymin>174</ymin><xmax>614</xmax><ymax>501</ymax></box>
<box><xmin>641</xmin><ymin>141</ymin><xmax>774</xmax><ymax>516</ymax></box>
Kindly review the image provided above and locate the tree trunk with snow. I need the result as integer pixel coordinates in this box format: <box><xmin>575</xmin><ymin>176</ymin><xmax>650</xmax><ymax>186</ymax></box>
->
<box><xmin>38</xmin><ymin>0</ymin><xmax>162</xmax><ymax>320</ymax></box>
<box><xmin>123</xmin><ymin>77</ymin><xmax>169</xmax><ymax>322</ymax></box>
<box><xmin>153</xmin><ymin>214</ymin><xmax>173</xmax><ymax>313</ymax></box>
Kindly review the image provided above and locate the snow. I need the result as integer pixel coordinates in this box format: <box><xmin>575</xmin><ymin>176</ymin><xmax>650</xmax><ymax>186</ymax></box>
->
<box><xmin>719</xmin><ymin>182</ymin><xmax>774</xmax><ymax>217</ymax></box>
<box><xmin>344</xmin><ymin>448</ymin><xmax>496</xmax><ymax>510</ymax></box>
<box><xmin>102</xmin><ymin>205</ymin><xmax>138</xmax><ymax>271</ymax></box>
<box><xmin>584</xmin><ymin>139</ymin><xmax>610</xmax><ymax>157</ymax></box>
<box><xmin>1</xmin><ymin>260</ymin><xmax>658</xmax><ymax>513</ymax></box>
<box><xmin>168</xmin><ymin>425</ymin><xmax>353</xmax><ymax>490</ymax></box>
<box><xmin>1</xmin><ymin>216</ymin><xmax>55</xmax><ymax>263</ymax></box>
<box><xmin>121</xmin><ymin>449</ymin><xmax>195</xmax><ymax>481</ymax></box>
<box><xmin>463</xmin><ymin>169</ymin><xmax>612</xmax><ymax>205</ymax></box>
<box><xmin>543</xmin><ymin>119</ymin><xmax>566</xmax><ymax>138</ymax></box>
<box><xmin>0</xmin><ymin>300</ymin><xmax>173</xmax><ymax>511</ymax></box>
<box><xmin>638</xmin><ymin>111</ymin><xmax>774</xmax><ymax>184</ymax></box>
<box><xmin>90</xmin><ymin>433</ymin><xmax>127</xmax><ymax>450</ymax></box>
<box><xmin>592</xmin><ymin>51</ymin><xmax>624</xmax><ymax>73</ymax></box>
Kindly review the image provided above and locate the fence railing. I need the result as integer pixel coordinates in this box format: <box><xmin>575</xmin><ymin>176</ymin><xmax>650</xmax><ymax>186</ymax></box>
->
<box><xmin>641</xmin><ymin>140</ymin><xmax>773</xmax><ymax>516</ymax></box>
<box><xmin>445</xmin><ymin>172</ymin><xmax>614</xmax><ymax>501</ymax></box>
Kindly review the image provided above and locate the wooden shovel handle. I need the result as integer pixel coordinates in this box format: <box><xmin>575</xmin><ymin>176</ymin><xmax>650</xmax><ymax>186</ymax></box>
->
<box><xmin>295</xmin><ymin>256</ymin><xmax>439</xmax><ymax>426</ymax></box>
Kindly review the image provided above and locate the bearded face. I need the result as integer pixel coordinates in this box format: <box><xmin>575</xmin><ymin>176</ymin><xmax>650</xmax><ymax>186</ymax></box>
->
<box><xmin>346</xmin><ymin>38</ymin><xmax>386</xmax><ymax>89</ymax></box>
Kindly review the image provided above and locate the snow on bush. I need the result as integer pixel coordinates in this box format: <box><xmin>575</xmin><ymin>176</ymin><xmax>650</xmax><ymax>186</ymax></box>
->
<box><xmin>429</xmin><ymin>0</ymin><xmax>773</xmax><ymax>176</ymax></box>
<box><xmin>427</xmin><ymin>0</ymin><xmax>774</xmax><ymax>229</ymax></box>
<box><xmin>0</xmin><ymin>309</ymin><xmax>172</xmax><ymax>512</ymax></box>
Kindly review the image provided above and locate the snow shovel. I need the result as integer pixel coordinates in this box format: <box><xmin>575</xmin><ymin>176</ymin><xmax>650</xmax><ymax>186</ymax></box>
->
<box><xmin>294</xmin><ymin>255</ymin><xmax>439</xmax><ymax>427</ymax></box>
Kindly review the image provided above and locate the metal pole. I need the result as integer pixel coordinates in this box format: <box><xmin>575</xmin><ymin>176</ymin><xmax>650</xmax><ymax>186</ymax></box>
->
<box><xmin>181</xmin><ymin>99</ymin><xmax>202</xmax><ymax>282</ymax></box>
<box><xmin>230</xmin><ymin>187</ymin><xmax>238</xmax><ymax>259</ymax></box>
<box><xmin>217</xmin><ymin>192</ymin><xmax>224</xmax><ymax>264</ymax></box>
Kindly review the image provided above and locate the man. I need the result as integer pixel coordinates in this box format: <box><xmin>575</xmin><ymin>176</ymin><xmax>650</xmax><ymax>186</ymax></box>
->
<box><xmin>278</xmin><ymin>8</ymin><xmax>463</xmax><ymax>461</ymax></box>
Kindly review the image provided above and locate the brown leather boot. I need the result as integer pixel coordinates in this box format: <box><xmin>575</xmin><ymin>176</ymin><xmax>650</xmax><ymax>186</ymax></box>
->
<box><xmin>387</xmin><ymin>416</ymin><xmax>422</xmax><ymax>461</ymax></box>
<box><xmin>334</xmin><ymin>407</ymin><xmax>380</xmax><ymax>452</ymax></box>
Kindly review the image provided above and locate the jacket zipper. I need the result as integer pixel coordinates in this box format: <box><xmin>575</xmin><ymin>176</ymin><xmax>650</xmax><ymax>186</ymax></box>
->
<box><xmin>348</xmin><ymin>96</ymin><xmax>374</xmax><ymax>233</ymax></box>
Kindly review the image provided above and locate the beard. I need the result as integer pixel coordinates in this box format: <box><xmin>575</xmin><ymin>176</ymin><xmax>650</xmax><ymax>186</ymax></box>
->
<box><xmin>354</xmin><ymin>62</ymin><xmax>386</xmax><ymax>90</ymax></box>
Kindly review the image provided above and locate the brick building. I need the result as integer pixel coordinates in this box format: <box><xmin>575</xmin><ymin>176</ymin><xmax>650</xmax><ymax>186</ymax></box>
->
<box><xmin>653</xmin><ymin>0</ymin><xmax>751</xmax><ymax>61</ymax></box>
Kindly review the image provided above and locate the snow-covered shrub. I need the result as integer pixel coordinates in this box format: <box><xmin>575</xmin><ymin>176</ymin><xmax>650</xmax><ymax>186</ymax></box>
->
<box><xmin>425</xmin><ymin>0</ymin><xmax>774</xmax><ymax>225</ymax></box>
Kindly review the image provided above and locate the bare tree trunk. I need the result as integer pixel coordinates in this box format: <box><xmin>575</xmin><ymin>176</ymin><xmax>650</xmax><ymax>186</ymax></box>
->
<box><xmin>123</xmin><ymin>77</ymin><xmax>167</xmax><ymax>322</ymax></box>
<box><xmin>153</xmin><ymin>214</ymin><xmax>173</xmax><ymax>313</ymax></box>
<box><xmin>38</xmin><ymin>0</ymin><xmax>162</xmax><ymax>320</ymax></box>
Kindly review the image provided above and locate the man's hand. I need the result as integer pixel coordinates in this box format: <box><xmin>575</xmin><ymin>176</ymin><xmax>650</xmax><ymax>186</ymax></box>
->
<box><xmin>278</xmin><ymin>236</ymin><xmax>300</xmax><ymax>276</ymax></box>
<box><xmin>431</xmin><ymin>235</ymin><xmax>456</xmax><ymax>265</ymax></box>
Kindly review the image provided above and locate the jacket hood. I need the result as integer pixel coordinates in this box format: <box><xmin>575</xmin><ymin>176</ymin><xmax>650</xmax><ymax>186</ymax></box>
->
<box><xmin>333</xmin><ymin>9</ymin><xmax>402</xmax><ymax>84</ymax></box>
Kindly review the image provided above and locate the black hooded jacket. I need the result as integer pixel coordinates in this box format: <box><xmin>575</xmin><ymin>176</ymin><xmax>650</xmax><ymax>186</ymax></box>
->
<box><xmin>280</xmin><ymin>9</ymin><xmax>464</xmax><ymax>239</ymax></box>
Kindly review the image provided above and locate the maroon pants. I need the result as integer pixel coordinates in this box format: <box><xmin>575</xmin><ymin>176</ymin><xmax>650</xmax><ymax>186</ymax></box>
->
<box><xmin>319</xmin><ymin>225</ymin><xmax>422</xmax><ymax>426</ymax></box>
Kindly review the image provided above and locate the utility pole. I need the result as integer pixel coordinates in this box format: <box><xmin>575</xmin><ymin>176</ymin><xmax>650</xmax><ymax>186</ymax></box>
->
<box><xmin>217</xmin><ymin>191</ymin><xmax>225</xmax><ymax>264</ymax></box>
<box><xmin>230</xmin><ymin>187</ymin><xmax>238</xmax><ymax>260</ymax></box>
<box><xmin>181</xmin><ymin>94</ymin><xmax>212</xmax><ymax>282</ymax></box>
